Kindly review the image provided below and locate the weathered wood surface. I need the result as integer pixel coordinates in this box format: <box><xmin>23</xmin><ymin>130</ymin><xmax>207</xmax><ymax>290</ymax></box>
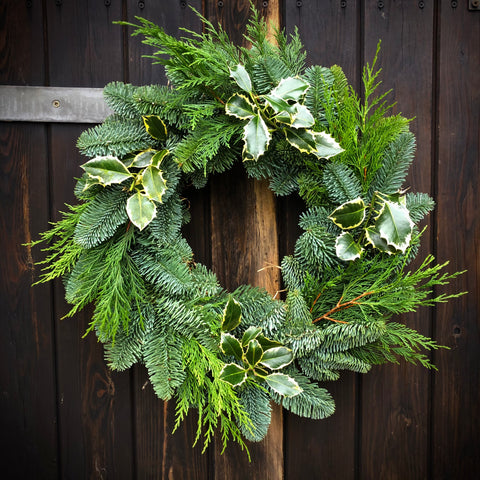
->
<box><xmin>0</xmin><ymin>1</ymin><xmax>479</xmax><ymax>479</ymax></box>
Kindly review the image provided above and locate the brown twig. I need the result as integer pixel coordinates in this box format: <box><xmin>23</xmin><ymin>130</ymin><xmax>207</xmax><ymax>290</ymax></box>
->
<box><xmin>312</xmin><ymin>291</ymin><xmax>375</xmax><ymax>324</ymax></box>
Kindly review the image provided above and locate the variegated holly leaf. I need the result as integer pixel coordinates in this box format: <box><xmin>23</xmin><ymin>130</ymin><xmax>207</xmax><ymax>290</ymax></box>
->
<box><xmin>257</xmin><ymin>335</ymin><xmax>282</xmax><ymax>350</ymax></box>
<box><xmin>81</xmin><ymin>155</ymin><xmax>132</xmax><ymax>186</ymax></box>
<box><xmin>245</xmin><ymin>339</ymin><xmax>263</xmax><ymax>367</ymax></box>
<box><xmin>131</xmin><ymin>149</ymin><xmax>157</xmax><ymax>168</ymax></box>
<box><xmin>220</xmin><ymin>333</ymin><xmax>243</xmax><ymax>361</ymax></box>
<box><xmin>263</xmin><ymin>94</ymin><xmax>295</xmax><ymax>114</ymax></box>
<box><xmin>329</xmin><ymin>198</ymin><xmax>366</xmax><ymax>229</ymax></box>
<box><xmin>265</xmin><ymin>373</ymin><xmax>302</xmax><ymax>397</ymax></box>
<box><xmin>312</xmin><ymin>131</ymin><xmax>344</xmax><ymax>159</ymax></box>
<box><xmin>141</xmin><ymin>166</ymin><xmax>167</xmax><ymax>203</ymax></box>
<box><xmin>364</xmin><ymin>226</ymin><xmax>399</xmax><ymax>254</ymax></box>
<box><xmin>243</xmin><ymin>114</ymin><xmax>271</xmax><ymax>161</ymax></box>
<box><xmin>225</xmin><ymin>94</ymin><xmax>256</xmax><ymax>119</ymax></box>
<box><xmin>275</xmin><ymin>103</ymin><xmax>314</xmax><ymax>129</ymax></box>
<box><xmin>221</xmin><ymin>296</ymin><xmax>242</xmax><ymax>332</ymax></box>
<box><xmin>271</xmin><ymin>76</ymin><xmax>309</xmax><ymax>102</ymax></box>
<box><xmin>284</xmin><ymin>127</ymin><xmax>317</xmax><ymax>153</ymax></box>
<box><xmin>230</xmin><ymin>64</ymin><xmax>252</xmax><ymax>93</ymax></box>
<box><xmin>260</xmin><ymin>346</ymin><xmax>293</xmax><ymax>370</ymax></box>
<box><xmin>335</xmin><ymin>232</ymin><xmax>363</xmax><ymax>261</ymax></box>
<box><xmin>219</xmin><ymin>363</ymin><xmax>247</xmax><ymax>387</ymax></box>
<box><xmin>242</xmin><ymin>326</ymin><xmax>262</xmax><ymax>347</ymax></box>
<box><xmin>151</xmin><ymin>149</ymin><xmax>169</xmax><ymax>168</ymax></box>
<box><xmin>126</xmin><ymin>191</ymin><xmax>156</xmax><ymax>230</ymax></box>
<box><xmin>143</xmin><ymin>115</ymin><xmax>167</xmax><ymax>141</ymax></box>
<box><xmin>375</xmin><ymin>200</ymin><xmax>414</xmax><ymax>253</ymax></box>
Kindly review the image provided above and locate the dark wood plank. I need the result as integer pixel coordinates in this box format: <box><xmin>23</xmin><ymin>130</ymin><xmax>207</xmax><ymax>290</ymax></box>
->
<box><xmin>205</xmin><ymin>1</ymin><xmax>284</xmax><ymax>477</ymax></box>
<box><xmin>124</xmin><ymin>2</ymin><xmax>211</xmax><ymax>478</ymax></box>
<box><xmin>432</xmin><ymin>3</ymin><xmax>480</xmax><ymax>478</ymax></box>
<box><xmin>283</xmin><ymin>2</ymin><xmax>360</xmax><ymax>478</ymax></box>
<box><xmin>360</xmin><ymin>2</ymin><xmax>436</xmax><ymax>479</ymax></box>
<box><xmin>0</xmin><ymin>2</ymin><xmax>58</xmax><ymax>478</ymax></box>
<box><xmin>45</xmin><ymin>1</ymin><xmax>135</xmax><ymax>478</ymax></box>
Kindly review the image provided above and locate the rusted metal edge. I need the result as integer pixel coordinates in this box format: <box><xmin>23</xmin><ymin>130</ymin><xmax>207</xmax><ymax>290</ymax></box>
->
<box><xmin>0</xmin><ymin>86</ymin><xmax>113</xmax><ymax>123</ymax></box>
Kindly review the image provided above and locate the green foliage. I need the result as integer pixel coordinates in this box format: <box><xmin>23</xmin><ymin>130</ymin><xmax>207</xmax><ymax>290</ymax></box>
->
<box><xmin>30</xmin><ymin>6</ymin><xmax>465</xmax><ymax>458</ymax></box>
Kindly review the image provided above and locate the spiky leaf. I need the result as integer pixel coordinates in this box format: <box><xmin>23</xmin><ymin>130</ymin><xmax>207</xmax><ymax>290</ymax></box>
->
<box><xmin>230</xmin><ymin>64</ymin><xmax>252</xmax><ymax>93</ymax></box>
<box><xmin>335</xmin><ymin>232</ymin><xmax>363</xmax><ymax>261</ymax></box>
<box><xmin>141</xmin><ymin>166</ymin><xmax>167</xmax><ymax>203</ymax></box>
<box><xmin>260</xmin><ymin>347</ymin><xmax>294</xmax><ymax>370</ymax></box>
<box><xmin>329</xmin><ymin>198</ymin><xmax>366</xmax><ymax>229</ymax></box>
<box><xmin>126</xmin><ymin>191</ymin><xmax>156</xmax><ymax>230</ymax></box>
<box><xmin>242</xmin><ymin>326</ymin><xmax>262</xmax><ymax>347</ymax></box>
<box><xmin>220</xmin><ymin>333</ymin><xmax>243</xmax><ymax>361</ymax></box>
<box><xmin>143</xmin><ymin>115</ymin><xmax>167</xmax><ymax>141</ymax></box>
<box><xmin>131</xmin><ymin>149</ymin><xmax>157</xmax><ymax>168</ymax></box>
<box><xmin>245</xmin><ymin>339</ymin><xmax>263</xmax><ymax>367</ymax></box>
<box><xmin>243</xmin><ymin>114</ymin><xmax>271</xmax><ymax>160</ymax></box>
<box><xmin>221</xmin><ymin>296</ymin><xmax>242</xmax><ymax>332</ymax></box>
<box><xmin>219</xmin><ymin>363</ymin><xmax>247</xmax><ymax>387</ymax></box>
<box><xmin>271</xmin><ymin>76</ymin><xmax>309</xmax><ymax>102</ymax></box>
<box><xmin>375</xmin><ymin>200</ymin><xmax>414</xmax><ymax>252</ymax></box>
<box><xmin>265</xmin><ymin>373</ymin><xmax>302</xmax><ymax>397</ymax></box>
<box><xmin>81</xmin><ymin>156</ymin><xmax>132</xmax><ymax>186</ymax></box>
<box><xmin>225</xmin><ymin>94</ymin><xmax>256</xmax><ymax>119</ymax></box>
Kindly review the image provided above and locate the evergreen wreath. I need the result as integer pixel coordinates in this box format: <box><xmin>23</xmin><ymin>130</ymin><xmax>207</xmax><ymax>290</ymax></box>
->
<box><xmin>30</xmin><ymin>8</ymin><xmax>464</xmax><ymax>457</ymax></box>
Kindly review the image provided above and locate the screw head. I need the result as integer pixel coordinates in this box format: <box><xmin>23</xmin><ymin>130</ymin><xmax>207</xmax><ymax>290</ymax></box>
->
<box><xmin>52</xmin><ymin>100</ymin><xmax>61</xmax><ymax>108</ymax></box>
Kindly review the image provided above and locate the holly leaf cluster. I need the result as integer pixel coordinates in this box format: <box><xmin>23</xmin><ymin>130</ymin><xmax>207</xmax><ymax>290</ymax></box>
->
<box><xmin>219</xmin><ymin>297</ymin><xmax>302</xmax><ymax>398</ymax></box>
<box><xmin>225</xmin><ymin>65</ymin><xmax>344</xmax><ymax>161</ymax></box>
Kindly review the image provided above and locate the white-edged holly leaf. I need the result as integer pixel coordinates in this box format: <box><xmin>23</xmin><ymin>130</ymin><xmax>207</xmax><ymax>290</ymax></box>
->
<box><xmin>257</xmin><ymin>335</ymin><xmax>282</xmax><ymax>350</ymax></box>
<box><xmin>131</xmin><ymin>149</ymin><xmax>157</xmax><ymax>168</ymax></box>
<box><xmin>82</xmin><ymin>175</ymin><xmax>101</xmax><ymax>191</ymax></box>
<box><xmin>220</xmin><ymin>333</ymin><xmax>244</xmax><ymax>361</ymax></box>
<box><xmin>284</xmin><ymin>127</ymin><xmax>317</xmax><ymax>153</ymax></box>
<box><xmin>142</xmin><ymin>115</ymin><xmax>167</xmax><ymax>141</ymax></box>
<box><xmin>335</xmin><ymin>232</ymin><xmax>363</xmax><ymax>261</ymax></box>
<box><xmin>126</xmin><ymin>191</ymin><xmax>156</xmax><ymax>230</ymax></box>
<box><xmin>271</xmin><ymin>76</ymin><xmax>309</xmax><ymax>102</ymax></box>
<box><xmin>290</xmin><ymin>104</ymin><xmax>315</xmax><ymax>128</ymax></box>
<box><xmin>151</xmin><ymin>149</ymin><xmax>169</xmax><ymax>168</ymax></box>
<box><xmin>230</xmin><ymin>64</ymin><xmax>252</xmax><ymax>93</ymax></box>
<box><xmin>242</xmin><ymin>326</ymin><xmax>262</xmax><ymax>347</ymax></box>
<box><xmin>265</xmin><ymin>373</ymin><xmax>302</xmax><ymax>397</ymax></box>
<box><xmin>141</xmin><ymin>166</ymin><xmax>167</xmax><ymax>203</ymax></box>
<box><xmin>375</xmin><ymin>200</ymin><xmax>414</xmax><ymax>253</ymax></box>
<box><xmin>81</xmin><ymin>155</ymin><xmax>132</xmax><ymax>186</ymax></box>
<box><xmin>219</xmin><ymin>363</ymin><xmax>247</xmax><ymax>387</ymax></box>
<box><xmin>245</xmin><ymin>339</ymin><xmax>263</xmax><ymax>367</ymax></box>
<box><xmin>260</xmin><ymin>346</ymin><xmax>293</xmax><ymax>370</ymax></box>
<box><xmin>263</xmin><ymin>94</ymin><xmax>295</xmax><ymax>114</ymax></box>
<box><xmin>221</xmin><ymin>296</ymin><xmax>242</xmax><ymax>332</ymax></box>
<box><xmin>243</xmin><ymin>114</ymin><xmax>271</xmax><ymax>161</ymax></box>
<box><xmin>329</xmin><ymin>198</ymin><xmax>366</xmax><ymax>229</ymax></box>
<box><xmin>364</xmin><ymin>226</ymin><xmax>398</xmax><ymax>254</ymax></box>
<box><xmin>312</xmin><ymin>131</ymin><xmax>344</xmax><ymax>159</ymax></box>
<box><xmin>225</xmin><ymin>94</ymin><xmax>256</xmax><ymax>119</ymax></box>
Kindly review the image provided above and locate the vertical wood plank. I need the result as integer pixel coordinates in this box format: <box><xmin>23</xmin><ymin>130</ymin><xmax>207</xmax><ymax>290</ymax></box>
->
<box><xmin>0</xmin><ymin>2</ymin><xmax>58</xmax><ymax>478</ymax></box>
<box><xmin>205</xmin><ymin>1</ymin><xmax>283</xmax><ymax>478</ymax></box>
<box><xmin>360</xmin><ymin>2</ymin><xmax>436</xmax><ymax>479</ymax></box>
<box><xmin>125</xmin><ymin>2</ymin><xmax>211</xmax><ymax>478</ymax></box>
<box><xmin>283</xmin><ymin>1</ymin><xmax>360</xmax><ymax>478</ymax></box>
<box><xmin>433</xmin><ymin>2</ymin><xmax>480</xmax><ymax>478</ymax></box>
<box><xmin>45</xmin><ymin>1</ymin><xmax>134</xmax><ymax>478</ymax></box>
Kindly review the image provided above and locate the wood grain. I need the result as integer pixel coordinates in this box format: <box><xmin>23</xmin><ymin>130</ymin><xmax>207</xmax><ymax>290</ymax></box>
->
<box><xmin>432</xmin><ymin>2</ymin><xmax>480</xmax><ymax>478</ymax></box>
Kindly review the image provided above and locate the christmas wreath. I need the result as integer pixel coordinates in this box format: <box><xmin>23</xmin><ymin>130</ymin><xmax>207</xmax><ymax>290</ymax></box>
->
<box><xmin>31</xmin><ymin>8</ymin><xmax>463</xmax><ymax>457</ymax></box>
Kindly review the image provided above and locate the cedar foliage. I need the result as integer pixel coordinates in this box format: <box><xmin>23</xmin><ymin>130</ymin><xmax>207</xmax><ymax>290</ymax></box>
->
<box><xmin>30</xmin><ymin>7</ymin><xmax>464</xmax><ymax>456</ymax></box>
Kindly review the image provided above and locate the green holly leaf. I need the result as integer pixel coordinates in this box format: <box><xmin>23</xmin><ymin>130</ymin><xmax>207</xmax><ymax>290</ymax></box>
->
<box><xmin>140</xmin><ymin>166</ymin><xmax>167</xmax><ymax>203</ymax></box>
<box><xmin>364</xmin><ymin>226</ymin><xmax>399</xmax><ymax>254</ymax></box>
<box><xmin>260</xmin><ymin>346</ymin><xmax>293</xmax><ymax>370</ymax></box>
<box><xmin>220</xmin><ymin>333</ymin><xmax>244</xmax><ymax>361</ymax></box>
<box><xmin>265</xmin><ymin>373</ymin><xmax>302</xmax><ymax>397</ymax></box>
<box><xmin>219</xmin><ymin>363</ymin><xmax>247</xmax><ymax>387</ymax></box>
<box><xmin>230</xmin><ymin>64</ymin><xmax>252</xmax><ymax>93</ymax></box>
<box><xmin>126</xmin><ymin>191</ymin><xmax>156</xmax><ymax>230</ymax></box>
<box><xmin>263</xmin><ymin>94</ymin><xmax>295</xmax><ymax>114</ymax></box>
<box><xmin>225</xmin><ymin>94</ymin><xmax>256</xmax><ymax>119</ymax></box>
<box><xmin>335</xmin><ymin>232</ymin><xmax>363</xmax><ymax>261</ymax></box>
<box><xmin>312</xmin><ymin>131</ymin><xmax>344</xmax><ymax>159</ymax></box>
<box><xmin>290</xmin><ymin>104</ymin><xmax>315</xmax><ymax>128</ymax></box>
<box><xmin>245</xmin><ymin>339</ymin><xmax>263</xmax><ymax>367</ymax></box>
<box><xmin>329</xmin><ymin>198</ymin><xmax>366</xmax><ymax>229</ymax></box>
<box><xmin>375</xmin><ymin>200</ymin><xmax>414</xmax><ymax>253</ymax></box>
<box><xmin>271</xmin><ymin>76</ymin><xmax>309</xmax><ymax>102</ymax></box>
<box><xmin>143</xmin><ymin>115</ymin><xmax>167</xmax><ymax>141</ymax></box>
<box><xmin>242</xmin><ymin>326</ymin><xmax>262</xmax><ymax>347</ymax></box>
<box><xmin>81</xmin><ymin>155</ymin><xmax>132</xmax><ymax>186</ymax></box>
<box><xmin>221</xmin><ymin>296</ymin><xmax>242</xmax><ymax>332</ymax></box>
<box><xmin>131</xmin><ymin>149</ymin><xmax>157</xmax><ymax>168</ymax></box>
<box><xmin>242</xmin><ymin>114</ymin><xmax>271</xmax><ymax>161</ymax></box>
